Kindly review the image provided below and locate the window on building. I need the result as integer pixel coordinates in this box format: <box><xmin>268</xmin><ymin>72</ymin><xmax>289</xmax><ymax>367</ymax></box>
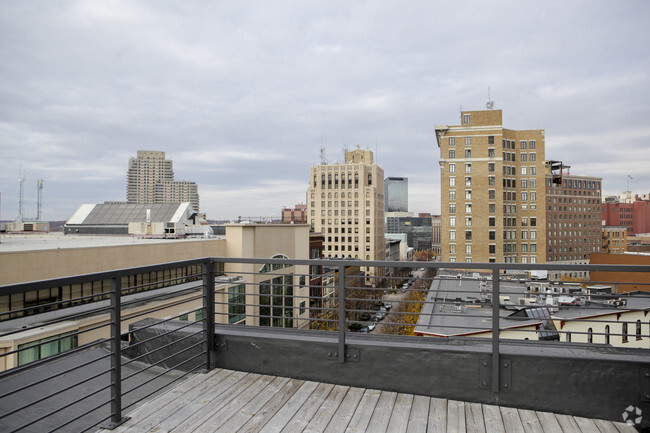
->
<box><xmin>529</xmin><ymin>140</ymin><xmax>536</xmax><ymax>149</ymax></box>
<box><xmin>605</xmin><ymin>325</ymin><xmax>610</xmax><ymax>344</ymax></box>
<box><xmin>521</xmin><ymin>167</ymin><xmax>527</xmax><ymax>176</ymax></box>
<box><xmin>465</xmin><ymin>230</ymin><xmax>472</xmax><ymax>241</ymax></box>
<box><xmin>489</xmin><ymin>217</ymin><xmax>495</xmax><ymax>226</ymax></box>
<box><xmin>465</xmin><ymin>177</ymin><xmax>471</xmax><ymax>186</ymax></box>
<box><xmin>489</xmin><ymin>176</ymin><xmax>495</xmax><ymax>186</ymax></box>
<box><xmin>622</xmin><ymin>323</ymin><xmax>628</xmax><ymax>343</ymax></box>
<box><xmin>463</xmin><ymin>114</ymin><xmax>470</xmax><ymax>125</ymax></box>
<box><xmin>449</xmin><ymin>190</ymin><xmax>456</xmax><ymax>200</ymax></box>
<box><xmin>520</xmin><ymin>141</ymin><xmax>527</xmax><ymax>150</ymax></box>
<box><xmin>450</xmin><ymin>204</ymin><xmax>456</xmax><ymax>214</ymax></box>
<box><xmin>449</xmin><ymin>137</ymin><xmax>455</xmax><ymax>146</ymax></box>
<box><xmin>530</xmin><ymin>167</ymin><xmax>537</xmax><ymax>175</ymax></box>
<box><xmin>449</xmin><ymin>149</ymin><xmax>455</xmax><ymax>158</ymax></box>
<box><xmin>449</xmin><ymin>163</ymin><xmax>455</xmax><ymax>173</ymax></box>
<box><xmin>488</xmin><ymin>162</ymin><xmax>495</xmax><ymax>172</ymax></box>
<box><xmin>18</xmin><ymin>332</ymin><xmax>79</xmax><ymax>366</ymax></box>
<box><xmin>450</xmin><ymin>216</ymin><xmax>456</xmax><ymax>227</ymax></box>
<box><xmin>465</xmin><ymin>204</ymin><xmax>472</xmax><ymax>213</ymax></box>
<box><xmin>465</xmin><ymin>163</ymin><xmax>472</xmax><ymax>173</ymax></box>
<box><xmin>450</xmin><ymin>230</ymin><xmax>456</xmax><ymax>240</ymax></box>
<box><xmin>450</xmin><ymin>177</ymin><xmax>456</xmax><ymax>187</ymax></box>
<box><xmin>488</xmin><ymin>148</ymin><xmax>495</xmax><ymax>158</ymax></box>
<box><xmin>489</xmin><ymin>244</ymin><xmax>495</xmax><ymax>254</ymax></box>
<box><xmin>521</xmin><ymin>154</ymin><xmax>527</xmax><ymax>162</ymax></box>
<box><xmin>636</xmin><ymin>320</ymin><xmax>642</xmax><ymax>340</ymax></box>
<box><xmin>465</xmin><ymin>149</ymin><xmax>471</xmax><ymax>158</ymax></box>
<box><xmin>228</xmin><ymin>284</ymin><xmax>246</xmax><ymax>324</ymax></box>
<box><xmin>488</xmin><ymin>190</ymin><xmax>495</xmax><ymax>200</ymax></box>
<box><xmin>465</xmin><ymin>244</ymin><xmax>472</xmax><ymax>254</ymax></box>
<box><xmin>465</xmin><ymin>190</ymin><xmax>472</xmax><ymax>200</ymax></box>
<box><xmin>488</xmin><ymin>136</ymin><xmax>494</xmax><ymax>145</ymax></box>
<box><xmin>465</xmin><ymin>216</ymin><xmax>472</xmax><ymax>227</ymax></box>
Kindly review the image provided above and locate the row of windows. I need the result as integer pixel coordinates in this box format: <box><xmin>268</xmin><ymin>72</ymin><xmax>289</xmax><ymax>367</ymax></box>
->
<box><xmin>568</xmin><ymin>321</ymin><xmax>647</xmax><ymax>344</ymax></box>
<box><xmin>314</xmin><ymin>173</ymin><xmax>372</xmax><ymax>189</ymax></box>
<box><xmin>447</xmin><ymin>135</ymin><xmax>537</xmax><ymax>150</ymax></box>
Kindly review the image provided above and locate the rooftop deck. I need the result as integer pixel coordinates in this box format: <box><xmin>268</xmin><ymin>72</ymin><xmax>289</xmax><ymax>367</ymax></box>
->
<box><xmin>97</xmin><ymin>368</ymin><xmax>638</xmax><ymax>433</ymax></box>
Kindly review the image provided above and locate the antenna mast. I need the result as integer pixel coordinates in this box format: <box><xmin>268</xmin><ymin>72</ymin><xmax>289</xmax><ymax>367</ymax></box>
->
<box><xmin>320</xmin><ymin>146</ymin><xmax>326</xmax><ymax>164</ymax></box>
<box><xmin>17</xmin><ymin>165</ymin><xmax>25</xmax><ymax>222</ymax></box>
<box><xmin>36</xmin><ymin>179</ymin><xmax>44</xmax><ymax>221</ymax></box>
<box><xmin>486</xmin><ymin>87</ymin><xmax>495</xmax><ymax>109</ymax></box>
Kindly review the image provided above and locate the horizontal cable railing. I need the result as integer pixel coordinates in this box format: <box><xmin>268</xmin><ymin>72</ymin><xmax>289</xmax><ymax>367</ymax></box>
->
<box><xmin>0</xmin><ymin>257</ymin><xmax>649</xmax><ymax>431</ymax></box>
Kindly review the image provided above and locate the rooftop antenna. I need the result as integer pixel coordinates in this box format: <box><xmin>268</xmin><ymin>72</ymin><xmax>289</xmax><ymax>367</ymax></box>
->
<box><xmin>36</xmin><ymin>179</ymin><xmax>43</xmax><ymax>221</ymax></box>
<box><xmin>486</xmin><ymin>87</ymin><xmax>495</xmax><ymax>109</ymax></box>
<box><xmin>17</xmin><ymin>163</ymin><xmax>25</xmax><ymax>222</ymax></box>
<box><xmin>320</xmin><ymin>146</ymin><xmax>326</xmax><ymax>165</ymax></box>
<box><xmin>627</xmin><ymin>175</ymin><xmax>633</xmax><ymax>193</ymax></box>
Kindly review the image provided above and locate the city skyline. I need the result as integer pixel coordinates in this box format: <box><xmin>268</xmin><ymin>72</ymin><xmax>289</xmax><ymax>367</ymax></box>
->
<box><xmin>1</xmin><ymin>2</ymin><xmax>649</xmax><ymax>221</ymax></box>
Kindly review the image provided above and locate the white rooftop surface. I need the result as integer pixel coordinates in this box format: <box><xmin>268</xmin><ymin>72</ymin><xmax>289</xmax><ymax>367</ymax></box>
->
<box><xmin>0</xmin><ymin>232</ymin><xmax>223</xmax><ymax>253</ymax></box>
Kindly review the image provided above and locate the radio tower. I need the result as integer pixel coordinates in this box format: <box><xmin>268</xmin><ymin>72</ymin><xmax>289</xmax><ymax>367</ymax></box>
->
<box><xmin>17</xmin><ymin>167</ymin><xmax>25</xmax><ymax>222</ymax></box>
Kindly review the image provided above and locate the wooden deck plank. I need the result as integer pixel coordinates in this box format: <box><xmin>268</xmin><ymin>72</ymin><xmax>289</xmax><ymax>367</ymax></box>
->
<box><xmin>447</xmin><ymin>400</ymin><xmax>466</xmax><ymax>433</ymax></box>
<box><xmin>406</xmin><ymin>395</ymin><xmax>430</xmax><ymax>433</ymax></box>
<box><xmin>466</xmin><ymin>402</ymin><xmax>486</xmax><ymax>433</ymax></box>
<box><xmin>574</xmin><ymin>416</ymin><xmax>602</xmax><ymax>433</ymax></box>
<box><xmin>173</xmin><ymin>372</ymin><xmax>271</xmax><ymax>432</ymax></box>
<box><xmin>365</xmin><ymin>391</ymin><xmax>397</xmax><ymax>433</ymax></box>
<box><xmin>199</xmin><ymin>376</ymin><xmax>291</xmax><ymax>433</ymax></box>
<box><xmin>427</xmin><ymin>397</ymin><xmax>447</xmax><ymax>433</ymax></box>
<box><xmin>555</xmin><ymin>414</ymin><xmax>583</xmax><ymax>433</ymax></box>
<box><xmin>613</xmin><ymin>421</ymin><xmax>640</xmax><ymax>433</ymax></box>
<box><xmin>302</xmin><ymin>385</ymin><xmax>350</xmax><ymax>433</ymax></box>
<box><xmin>593</xmin><ymin>418</ymin><xmax>627</xmax><ymax>433</ymax></box>
<box><xmin>518</xmin><ymin>409</ymin><xmax>544</xmax><ymax>433</ymax></box>
<box><xmin>231</xmin><ymin>378</ymin><xmax>306</xmax><ymax>433</ymax></box>
<box><xmin>386</xmin><ymin>393</ymin><xmax>414</xmax><ymax>433</ymax></box>
<box><xmin>323</xmin><ymin>386</ymin><xmax>366</xmax><ymax>433</ymax></box>
<box><xmin>106</xmin><ymin>368</ymin><xmax>235</xmax><ymax>433</ymax></box>
<box><xmin>345</xmin><ymin>388</ymin><xmax>381</xmax><ymax>433</ymax></box>
<box><xmin>482</xmin><ymin>404</ymin><xmax>506</xmax><ymax>433</ymax></box>
<box><xmin>501</xmin><ymin>406</ymin><xmax>525</xmax><ymax>433</ymax></box>
<box><xmin>535</xmin><ymin>411</ymin><xmax>563</xmax><ymax>433</ymax></box>
<box><xmin>281</xmin><ymin>382</ymin><xmax>335</xmax><ymax>433</ymax></box>
<box><xmin>257</xmin><ymin>380</ymin><xmax>320</xmax><ymax>433</ymax></box>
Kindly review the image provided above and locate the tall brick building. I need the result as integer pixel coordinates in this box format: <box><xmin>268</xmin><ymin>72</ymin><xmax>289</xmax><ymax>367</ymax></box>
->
<box><xmin>435</xmin><ymin>109</ymin><xmax>546</xmax><ymax>264</ymax></box>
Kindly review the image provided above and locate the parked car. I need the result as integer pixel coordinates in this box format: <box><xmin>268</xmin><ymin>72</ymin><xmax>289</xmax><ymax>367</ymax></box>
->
<box><xmin>376</xmin><ymin>311</ymin><xmax>386</xmax><ymax>320</ymax></box>
<box><xmin>367</xmin><ymin>322</ymin><xmax>376</xmax><ymax>331</ymax></box>
<box><xmin>384</xmin><ymin>302</ymin><xmax>392</xmax><ymax>310</ymax></box>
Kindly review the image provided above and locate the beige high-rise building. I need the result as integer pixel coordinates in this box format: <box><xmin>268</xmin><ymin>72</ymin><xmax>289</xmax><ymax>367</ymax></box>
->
<box><xmin>435</xmin><ymin>109</ymin><xmax>547</xmax><ymax>264</ymax></box>
<box><xmin>127</xmin><ymin>150</ymin><xmax>200</xmax><ymax>212</ymax></box>
<box><xmin>307</xmin><ymin>147</ymin><xmax>386</xmax><ymax>277</ymax></box>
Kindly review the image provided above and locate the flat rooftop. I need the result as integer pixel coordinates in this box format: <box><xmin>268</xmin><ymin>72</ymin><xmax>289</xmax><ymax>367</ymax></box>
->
<box><xmin>0</xmin><ymin>232</ymin><xmax>224</xmax><ymax>253</ymax></box>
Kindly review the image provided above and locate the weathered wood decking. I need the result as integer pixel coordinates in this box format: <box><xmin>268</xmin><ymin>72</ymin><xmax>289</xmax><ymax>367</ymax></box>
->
<box><xmin>98</xmin><ymin>368</ymin><xmax>637</xmax><ymax>433</ymax></box>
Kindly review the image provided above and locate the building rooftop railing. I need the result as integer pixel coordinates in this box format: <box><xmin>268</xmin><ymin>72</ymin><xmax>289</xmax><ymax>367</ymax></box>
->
<box><xmin>0</xmin><ymin>258</ymin><xmax>649</xmax><ymax>432</ymax></box>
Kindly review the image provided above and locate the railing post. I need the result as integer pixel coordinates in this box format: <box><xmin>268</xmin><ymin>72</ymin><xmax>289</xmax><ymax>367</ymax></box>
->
<box><xmin>338</xmin><ymin>265</ymin><xmax>346</xmax><ymax>363</ymax></box>
<box><xmin>101</xmin><ymin>277</ymin><xmax>129</xmax><ymax>429</ymax></box>
<box><xmin>491</xmin><ymin>267</ymin><xmax>500</xmax><ymax>393</ymax></box>
<box><xmin>203</xmin><ymin>260</ymin><xmax>216</xmax><ymax>371</ymax></box>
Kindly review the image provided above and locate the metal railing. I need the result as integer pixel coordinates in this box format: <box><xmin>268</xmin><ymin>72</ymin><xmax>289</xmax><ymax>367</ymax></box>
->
<box><xmin>0</xmin><ymin>257</ymin><xmax>649</xmax><ymax>432</ymax></box>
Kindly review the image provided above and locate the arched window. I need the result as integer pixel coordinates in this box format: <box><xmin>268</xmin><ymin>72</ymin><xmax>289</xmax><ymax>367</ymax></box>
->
<box><xmin>636</xmin><ymin>320</ymin><xmax>642</xmax><ymax>341</ymax></box>
<box><xmin>566</xmin><ymin>332</ymin><xmax>571</xmax><ymax>342</ymax></box>
<box><xmin>622</xmin><ymin>323</ymin><xmax>628</xmax><ymax>343</ymax></box>
<box><xmin>605</xmin><ymin>325</ymin><xmax>610</xmax><ymax>345</ymax></box>
<box><xmin>587</xmin><ymin>328</ymin><xmax>593</xmax><ymax>344</ymax></box>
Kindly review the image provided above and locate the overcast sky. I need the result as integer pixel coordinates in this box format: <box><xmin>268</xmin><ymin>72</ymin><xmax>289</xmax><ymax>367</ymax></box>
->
<box><xmin>1</xmin><ymin>1</ymin><xmax>649</xmax><ymax>222</ymax></box>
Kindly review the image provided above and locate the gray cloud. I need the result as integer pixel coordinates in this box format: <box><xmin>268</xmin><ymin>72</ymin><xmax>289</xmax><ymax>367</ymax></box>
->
<box><xmin>1</xmin><ymin>1</ymin><xmax>649</xmax><ymax>221</ymax></box>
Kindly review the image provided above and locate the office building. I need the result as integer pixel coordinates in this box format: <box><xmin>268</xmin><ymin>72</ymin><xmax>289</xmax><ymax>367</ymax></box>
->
<box><xmin>435</xmin><ymin>109</ymin><xmax>546</xmax><ymax>263</ymax></box>
<box><xmin>127</xmin><ymin>150</ymin><xmax>200</xmax><ymax>212</ymax></box>
<box><xmin>307</xmin><ymin>146</ymin><xmax>386</xmax><ymax>277</ymax></box>
<box><xmin>282</xmin><ymin>204</ymin><xmax>308</xmax><ymax>224</ymax></box>
<box><xmin>384</xmin><ymin>177</ymin><xmax>408</xmax><ymax>212</ymax></box>
<box><xmin>602</xmin><ymin>226</ymin><xmax>627</xmax><ymax>254</ymax></box>
<box><xmin>545</xmin><ymin>170</ymin><xmax>602</xmax><ymax>263</ymax></box>
<box><xmin>601</xmin><ymin>194</ymin><xmax>650</xmax><ymax>235</ymax></box>
<box><xmin>385</xmin><ymin>215</ymin><xmax>433</xmax><ymax>250</ymax></box>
